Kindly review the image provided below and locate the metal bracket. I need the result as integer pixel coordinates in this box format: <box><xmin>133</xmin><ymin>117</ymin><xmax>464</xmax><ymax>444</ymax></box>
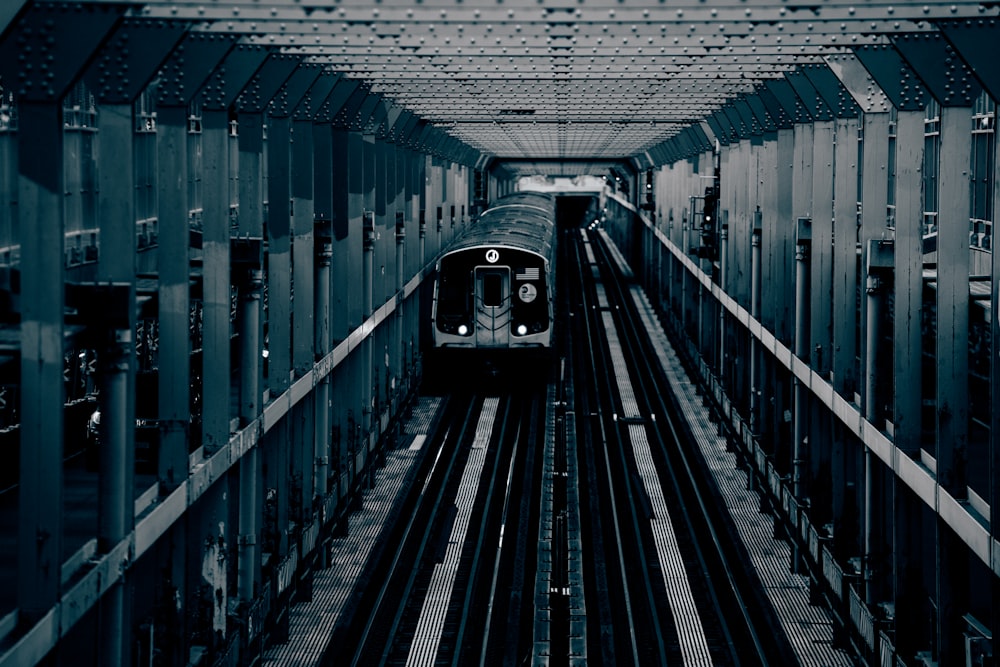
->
<box><xmin>199</xmin><ymin>43</ymin><xmax>271</xmax><ymax>112</ymax></box>
<box><xmin>785</xmin><ymin>69</ymin><xmax>830</xmax><ymax>122</ymax></box>
<box><xmin>0</xmin><ymin>2</ymin><xmax>125</xmax><ymax>102</ymax></box>
<box><xmin>269</xmin><ymin>62</ymin><xmax>323</xmax><ymax>119</ymax></box>
<box><xmin>759</xmin><ymin>79</ymin><xmax>799</xmax><ymax>129</ymax></box>
<box><xmin>155</xmin><ymin>32</ymin><xmax>236</xmax><ymax>108</ymax></box>
<box><xmin>891</xmin><ymin>32</ymin><xmax>981</xmax><ymax>107</ymax></box>
<box><xmin>84</xmin><ymin>19</ymin><xmax>188</xmax><ymax>105</ymax></box>
<box><xmin>315</xmin><ymin>75</ymin><xmax>358</xmax><ymax>123</ymax></box>
<box><xmin>294</xmin><ymin>70</ymin><xmax>339</xmax><ymax>121</ymax></box>
<box><xmin>800</xmin><ymin>62</ymin><xmax>860</xmax><ymax>119</ymax></box>
<box><xmin>853</xmin><ymin>43</ymin><xmax>928</xmax><ymax>112</ymax></box>
<box><xmin>938</xmin><ymin>18</ymin><xmax>1000</xmax><ymax>101</ymax></box>
<box><xmin>236</xmin><ymin>52</ymin><xmax>298</xmax><ymax>114</ymax></box>
<box><xmin>824</xmin><ymin>52</ymin><xmax>892</xmax><ymax>115</ymax></box>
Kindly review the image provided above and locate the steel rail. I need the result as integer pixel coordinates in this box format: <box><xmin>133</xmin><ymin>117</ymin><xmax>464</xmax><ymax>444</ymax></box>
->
<box><xmin>590</xmin><ymin>228</ymin><xmax>771</xmax><ymax>666</ymax></box>
<box><xmin>344</xmin><ymin>395</ymin><xmax>477</xmax><ymax>666</ymax></box>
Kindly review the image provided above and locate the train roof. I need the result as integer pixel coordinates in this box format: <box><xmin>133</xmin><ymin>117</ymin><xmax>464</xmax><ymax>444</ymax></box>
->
<box><xmin>444</xmin><ymin>192</ymin><xmax>556</xmax><ymax>260</ymax></box>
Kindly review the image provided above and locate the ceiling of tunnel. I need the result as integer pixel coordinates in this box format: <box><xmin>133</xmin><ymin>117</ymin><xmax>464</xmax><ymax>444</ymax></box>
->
<box><xmin>5</xmin><ymin>0</ymin><xmax>1000</xmax><ymax>177</ymax></box>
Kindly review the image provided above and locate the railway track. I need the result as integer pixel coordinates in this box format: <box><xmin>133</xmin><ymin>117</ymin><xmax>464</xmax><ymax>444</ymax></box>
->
<box><xmin>327</xmin><ymin>384</ymin><xmax>548</xmax><ymax>666</ymax></box>
<box><xmin>321</xmin><ymin>221</ymin><xmax>790</xmax><ymax>667</ymax></box>
<box><xmin>558</xmin><ymin>226</ymin><xmax>787</xmax><ymax>667</ymax></box>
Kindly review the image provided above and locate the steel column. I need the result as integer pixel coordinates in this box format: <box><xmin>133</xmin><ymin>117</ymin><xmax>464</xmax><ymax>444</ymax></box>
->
<box><xmin>934</xmin><ymin>105</ymin><xmax>971</xmax><ymax>495</ymax></box>
<box><xmin>864</xmin><ymin>238</ymin><xmax>892</xmax><ymax>606</ymax></box>
<box><xmin>314</xmin><ymin>224</ymin><xmax>332</xmax><ymax>503</ymax></box>
<box><xmin>750</xmin><ymin>214</ymin><xmax>762</xmax><ymax>435</ymax></box>
<box><xmin>202</xmin><ymin>110</ymin><xmax>231</xmax><ymax>455</ymax></box>
<box><xmin>17</xmin><ymin>101</ymin><xmax>65</xmax><ymax>624</ymax></box>
<box><xmin>892</xmin><ymin>109</ymin><xmax>925</xmax><ymax>455</ymax></box>
<box><xmin>934</xmin><ymin>104</ymin><xmax>973</xmax><ymax>665</ymax></box>
<box><xmin>891</xmin><ymin>108</ymin><xmax>926</xmax><ymax>661</ymax></box>
<box><xmin>794</xmin><ymin>218</ymin><xmax>812</xmax><ymax>504</ymax></box>
<box><xmin>236</xmin><ymin>111</ymin><xmax>264</xmax><ymax>604</ymax></box>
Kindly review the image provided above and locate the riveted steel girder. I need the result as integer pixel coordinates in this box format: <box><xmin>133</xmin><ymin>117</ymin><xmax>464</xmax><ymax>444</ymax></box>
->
<box><xmin>156</xmin><ymin>32</ymin><xmax>236</xmax><ymax>107</ymax></box>
<box><xmin>745</xmin><ymin>91</ymin><xmax>777</xmax><ymax>133</ymax></box>
<box><xmin>293</xmin><ymin>70</ymin><xmax>339</xmax><ymax>120</ymax></box>
<box><xmin>824</xmin><ymin>51</ymin><xmax>892</xmax><ymax>114</ymax></box>
<box><xmin>354</xmin><ymin>91</ymin><xmax>382</xmax><ymax>131</ymax></box>
<box><xmin>707</xmin><ymin>109</ymin><xmax>737</xmax><ymax>145</ymax></box>
<box><xmin>314</xmin><ymin>75</ymin><xmax>359</xmax><ymax>122</ymax></box>
<box><xmin>332</xmin><ymin>83</ymin><xmax>370</xmax><ymax>128</ymax></box>
<box><xmin>0</xmin><ymin>2</ymin><xmax>125</xmax><ymax>101</ymax></box>
<box><xmin>890</xmin><ymin>31</ymin><xmax>981</xmax><ymax>107</ymax></box>
<box><xmin>269</xmin><ymin>62</ymin><xmax>322</xmax><ymax>118</ymax></box>
<box><xmin>760</xmin><ymin>77</ymin><xmax>805</xmax><ymax>127</ymax></box>
<box><xmin>721</xmin><ymin>103</ymin><xmax>749</xmax><ymax>141</ymax></box>
<box><xmin>800</xmin><ymin>61</ymin><xmax>860</xmax><ymax>118</ymax></box>
<box><xmin>236</xmin><ymin>51</ymin><xmax>298</xmax><ymax>113</ymax></box>
<box><xmin>84</xmin><ymin>19</ymin><xmax>188</xmax><ymax>105</ymax></box>
<box><xmin>785</xmin><ymin>68</ymin><xmax>831</xmax><ymax>121</ymax></box>
<box><xmin>853</xmin><ymin>43</ymin><xmax>929</xmax><ymax>112</ymax></box>
<box><xmin>732</xmin><ymin>97</ymin><xmax>763</xmax><ymax>137</ymax></box>
<box><xmin>937</xmin><ymin>18</ymin><xmax>1000</xmax><ymax>100</ymax></box>
<box><xmin>199</xmin><ymin>42</ymin><xmax>271</xmax><ymax>111</ymax></box>
<box><xmin>129</xmin><ymin>1</ymin><xmax>997</xmax><ymax>28</ymax></box>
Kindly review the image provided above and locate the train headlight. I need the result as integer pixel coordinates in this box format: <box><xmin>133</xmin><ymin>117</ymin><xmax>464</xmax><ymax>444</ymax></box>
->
<box><xmin>516</xmin><ymin>324</ymin><xmax>528</xmax><ymax>335</ymax></box>
<box><xmin>457</xmin><ymin>324</ymin><xmax>469</xmax><ymax>335</ymax></box>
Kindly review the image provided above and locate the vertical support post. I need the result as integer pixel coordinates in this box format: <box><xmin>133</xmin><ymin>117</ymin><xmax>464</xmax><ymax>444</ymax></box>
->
<box><xmin>864</xmin><ymin>239</ymin><xmax>891</xmax><ymax>606</ymax></box>
<box><xmin>17</xmin><ymin>101</ymin><xmax>66</xmax><ymax>624</ymax></box>
<box><xmin>267</xmin><ymin>115</ymin><xmax>292</xmax><ymax>395</ymax></box>
<box><xmin>719</xmin><ymin>222</ymin><xmax>729</xmax><ymax>383</ymax></box>
<box><xmin>362</xmin><ymin>211</ymin><xmax>375</xmax><ymax>464</ymax></box>
<box><xmin>97</xmin><ymin>325</ymin><xmax>130</xmax><ymax>664</ymax></box>
<box><xmin>236</xmin><ymin>111</ymin><xmax>264</xmax><ymax>604</ymax></box>
<box><xmin>681</xmin><ymin>208</ymin><xmax>690</xmax><ymax>334</ymax></box>
<box><xmin>892</xmin><ymin>108</ymin><xmax>926</xmax><ymax>660</ymax></box>
<box><xmin>794</xmin><ymin>217</ymin><xmax>812</xmax><ymax>502</ymax></box>
<box><xmin>95</xmin><ymin>100</ymin><xmax>137</xmax><ymax>664</ymax></box>
<box><xmin>362</xmin><ymin>133</ymin><xmax>376</xmax><ymax>460</ymax></box>
<box><xmin>832</xmin><ymin>117</ymin><xmax>860</xmax><ymax>395</ymax></box>
<box><xmin>750</xmin><ymin>212</ymin><xmax>762</xmax><ymax>434</ymax></box>
<box><xmin>202</xmin><ymin>110</ymin><xmax>231</xmax><ymax>455</ymax></box>
<box><xmin>395</xmin><ymin>213</ymin><xmax>406</xmax><ymax>402</ymax></box>
<box><xmin>934</xmin><ymin>105</ymin><xmax>971</xmax><ymax>494</ymax></box>
<box><xmin>934</xmin><ymin>104</ymin><xmax>972</xmax><ymax>665</ymax></box>
<box><xmin>237</xmin><ymin>267</ymin><xmax>262</xmax><ymax>603</ymax></box>
<box><xmin>811</xmin><ymin>121</ymin><xmax>835</xmax><ymax>375</ymax></box>
<box><xmin>314</xmin><ymin>222</ymin><xmax>332</xmax><ymax>503</ymax></box>
<box><xmin>156</xmin><ymin>105</ymin><xmax>191</xmax><ymax>490</ymax></box>
<box><xmin>267</xmin><ymin>113</ymin><xmax>291</xmax><ymax>559</ymax></box>
<box><xmin>292</xmin><ymin>117</ymin><xmax>316</xmax><ymax>527</ymax></box>
<box><xmin>893</xmin><ymin>109</ymin><xmax>925</xmax><ymax>454</ymax></box>
<box><xmin>292</xmin><ymin>118</ymin><xmax>316</xmax><ymax>379</ymax></box>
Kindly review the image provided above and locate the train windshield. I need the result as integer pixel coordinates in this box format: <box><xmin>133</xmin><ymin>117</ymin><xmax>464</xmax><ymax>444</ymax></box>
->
<box><xmin>482</xmin><ymin>273</ymin><xmax>503</xmax><ymax>306</ymax></box>
<box><xmin>437</xmin><ymin>271</ymin><xmax>470</xmax><ymax>314</ymax></box>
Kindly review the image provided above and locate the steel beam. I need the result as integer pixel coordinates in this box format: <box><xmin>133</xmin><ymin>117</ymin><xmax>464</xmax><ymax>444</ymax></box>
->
<box><xmin>938</xmin><ymin>18</ymin><xmax>1000</xmax><ymax>100</ymax></box>
<box><xmin>890</xmin><ymin>32</ymin><xmax>980</xmax><ymax>107</ymax></box>
<box><xmin>853</xmin><ymin>43</ymin><xmax>929</xmax><ymax>112</ymax></box>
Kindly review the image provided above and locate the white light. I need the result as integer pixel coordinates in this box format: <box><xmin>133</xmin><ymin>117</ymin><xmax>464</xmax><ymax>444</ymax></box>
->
<box><xmin>517</xmin><ymin>324</ymin><xmax>528</xmax><ymax>335</ymax></box>
<box><xmin>458</xmin><ymin>324</ymin><xmax>469</xmax><ymax>335</ymax></box>
<box><xmin>262</xmin><ymin>349</ymin><xmax>269</xmax><ymax>358</ymax></box>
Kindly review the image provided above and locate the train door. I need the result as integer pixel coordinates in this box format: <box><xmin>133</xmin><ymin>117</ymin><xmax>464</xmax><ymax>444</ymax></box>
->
<box><xmin>474</xmin><ymin>265</ymin><xmax>511</xmax><ymax>347</ymax></box>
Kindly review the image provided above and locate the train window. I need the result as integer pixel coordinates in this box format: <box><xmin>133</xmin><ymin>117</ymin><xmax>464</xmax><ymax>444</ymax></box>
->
<box><xmin>438</xmin><ymin>272</ymin><xmax>470</xmax><ymax>314</ymax></box>
<box><xmin>482</xmin><ymin>273</ymin><xmax>503</xmax><ymax>307</ymax></box>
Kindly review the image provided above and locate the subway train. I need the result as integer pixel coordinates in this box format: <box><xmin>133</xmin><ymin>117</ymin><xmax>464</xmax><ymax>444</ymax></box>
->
<box><xmin>431</xmin><ymin>191</ymin><xmax>556</xmax><ymax>358</ymax></box>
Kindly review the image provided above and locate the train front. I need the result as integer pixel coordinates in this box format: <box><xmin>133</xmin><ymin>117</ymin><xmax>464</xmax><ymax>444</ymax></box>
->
<box><xmin>432</xmin><ymin>245</ymin><xmax>552</xmax><ymax>351</ymax></box>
